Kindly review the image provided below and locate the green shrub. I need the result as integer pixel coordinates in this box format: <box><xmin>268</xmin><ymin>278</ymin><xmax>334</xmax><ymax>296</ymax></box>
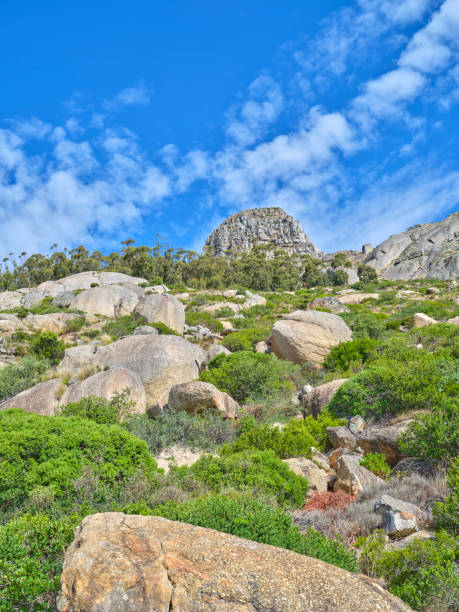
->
<box><xmin>331</xmin><ymin>253</ymin><xmax>351</xmax><ymax>268</ymax></box>
<box><xmin>200</xmin><ymin>351</ymin><xmax>299</xmax><ymax>403</ymax></box>
<box><xmin>60</xmin><ymin>389</ymin><xmax>135</xmax><ymax>425</ymax></box>
<box><xmin>184</xmin><ymin>449</ymin><xmax>308</xmax><ymax>507</ymax></box>
<box><xmin>185</xmin><ymin>310</ymin><xmax>224</xmax><ymax>332</ymax></box>
<box><xmin>434</xmin><ymin>457</ymin><xmax>459</xmax><ymax>535</ymax></box>
<box><xmin>329</xmin><ymin>269</ymin><xmax>349</xmax><ymax>286</ymax></box>
<box><xmin>227</xmin><ymin>411</ymin><xmax>341</xmax><ymax>458</ymax></box>
<box><xmin>357</xmin><ymin>263</ymin><xmax>377</xmax><ymax>283</ymax></box>
<box><xmin>360</xmin><ymin>453</ymin><xmax>391</xmax><ymax>478</ymax></box>
<box><xmin>379</xmin><ymin>531</ymin><xmax>459</xmax><ymax>611</ymax></box>
<box><xmin>214</xmin><ymin>305</ymin><xmax>236</xmax><ymax>318</ymax></box>
<box><xmin>149</xmin><ymin>321</ymin><xmax>179</xmax><ymax>335</ymax></box>
<box><xmin>0</xmin><ymin>356</ymin><xmax>48</xmax><ymax>401</ymax></box>
<box><xmin>30</xmin><ymin>298</ymin><xmax>62</xmax><ymax>315</ymax></box>
<box><xmin>222</xmin><ymin>327</ymin><xmax>267</xmax><ymax>352</ymax></box>
<box><xmin>341</xmin><ymin>311</ymin><xmax>387</xmax><ymax>339</ymax></box>
<box><xmin>324</xmin><ymin>338</ymin><xmax>378</xmax><ymax>372</ymax></box>
<box><xmin>30</xmin><ymin>331</ymin><xmax>65</xmax><ymax>365</ymax></box>
<box><xmin>0</xmin><ymin>513</ymin><xmax>78</xmax><ymax>610</ymax></box>
<box><xmin>154</xmin><ymin>495</ymin><xmax>358</xmax><ymax>572</ymax></box>
<box><xmin>398</xmin><ymin>399</ymin><xmax>459</xmax><ymax>465</ymax></box>
<box><xmin>0</xmin><ymin>409</ymin><xmax>160</xmax><ymax>516</ymax></box>
<box><xmin>102</xmin><ymin>313</ymin><xmax>145</xmax><ymax>339</ymax></box>
<box><xmin>123</xmin><ymin>407</ymin><xmax>237</xmax><ymax>454</ymax></box>
<box><xmin>63</xmin><ymin>316</ymin><xmax>86</xmax><ymax>333</ymax></box>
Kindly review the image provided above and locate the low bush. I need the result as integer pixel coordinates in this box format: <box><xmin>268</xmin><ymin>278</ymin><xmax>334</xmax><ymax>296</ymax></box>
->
<box><xmin>222</xmin><ymin>327</ymin><xmax>267</xmax><ymax>352</ymax></box>
<box><xmin>378</xmin><ymin>531</ymin><xmax>459</xmax><ymax>611</ymax></box>
<box><xmin>324</xmin><ymin>338</ymin><xmax>378</xmax><ymax>372</ymax></box>
<box><xmin>304</xmin><ymin>491</ymin><xmax>355</xmax><ymax>512</ymax></box>
<box><xmin>357</xmin><ymin>264</ymin><xmax>377</xmax><ymax>283</ymax></box>
<box><xmin>102</xmin><ymin>313</ymin><xmax>145</xmax><ymax>339</ymax></box>
<box><xmin>30</xmin><ymin>298</ymin><xmax>62</xmax><ymax>315</ymax></box>
<box><xmin>341</xmin><ymin>311</ymin><xmax>387</xmax><ymax>339</ymax></box>
<box><xmin>227</xmin><ymin>411</ymin><xmax>341</xmax><ymax>458</ymax></box>
<box><xmin>60</xmin><ymin>389</ymin><xmax>135</xmax><ymax>425</ymax></box>
<box><xmin>200</xmin><ymin>351</ymin><xmax>299</xmax><ymax>403</ymax></box>
<box><xmin>149</xmin><ymin>321</ymin><xmax>179</xmax><ymax>335</ymax></box>
<box><xmin>154</xmin><ymin>494</ymin><xmax>358</xmax><ymax>572</ymax></box>
<box><xmin>184</xmin><ymin>449</ymin><xmax>308</xmax><ymax>507</ymax></box>
<box><xmin>0</xmin><ymin>409</ymin><xmax>160</xmax><ymax>517</ymax></box>
<box><xmin>184</xmin><ymin>310</ymin><xmax>224</xmax><ymax>332</ymax></box>
<box><xmin>398</xmin><ymin>399</ymin><xmax>459</xmax><ymax>465</ymax></box>
<box><xmin>214</xmin><ymin>305</ymin><xmax>237</xmax><ymax>318</ymax></box>
<box><xmin>30</xmin><ymin>331</ymin><xmax>65</xmax><ymax>365</ymax></box>
<box><xmin>0</xmin><ymin>356</ymin><xmax>48</xmax><ymax>401</ymax></box>
<box><xmin>433</xmin><ymin>457</ymin><xmax>459</xmax><ymax>534</ymax></box>
<box><xmin>360</xmin><ymin>453</ymin><xmax>391</xmax><ymax>478</ymax></box>
<box><xmin>123</xmin><ymin>407</ymin><xmax>237</xmax><ymax>454</ymax></box>
<box><xmin>63</xmin><ymin>316</ymin><xmax>86</xmax><ymax>333</ymax></box>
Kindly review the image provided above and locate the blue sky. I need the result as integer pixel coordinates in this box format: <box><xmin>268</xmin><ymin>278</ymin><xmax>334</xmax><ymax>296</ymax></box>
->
<box><xmin>1</xmin><ymin>0</ymin><xmax>459</xmax><ymax>258</ymax></box>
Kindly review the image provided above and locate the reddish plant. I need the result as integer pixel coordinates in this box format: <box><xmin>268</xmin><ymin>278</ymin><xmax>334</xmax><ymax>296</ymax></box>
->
<box><xmin>303</xmin><ymin>490</ymin><xmax>355</xmax><ymax>512</ymax></box>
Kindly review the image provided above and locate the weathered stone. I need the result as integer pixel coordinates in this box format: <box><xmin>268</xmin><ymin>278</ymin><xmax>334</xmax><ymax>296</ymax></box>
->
<box><xmin>204</xmin><ymin>207</ymin><xmax>321</xmax><ymax>258</ymax></box>
<box><xmin>155</xmin><ymin>445</ymin><xmax>204</xmax><ymax>473</ymax></box>
<box><xmin>133</xmin><ymin>325</ymin><xmax>159</xmax><ymax>335</ymax></box>
<box><xmin>206</xmin><ymin>344</ymin><xmax>231</xmax><ymax>361</ymax></box>
<box><xmin>349</xmin><ymin>415</ymin><xmax>366</xmax><ymax>435</ymax></box>
<box><xmin>61</xmin><ymin>367</ymin><xmax>146</xmax><ymax>414</ymax></box>
<box><xmin>327</xmin><ymin>426</ymin><xmax>359</xmax><ymax>451</ymax></box>
<box><xmin>93</xmin><ymin>335</ymin><xmax>206</xmax><ymax>408</ymax></box>
<box><xmin>413</xmin><ymin>313</ymin><xmax>437</xmax><ymax>328</ymax></box>
<box><xmin>59</xmin><ymin>344</ymin><xmax>99</xmax><ymax>373</ymax></box>
<box><xmin>57</xmin><ymin>512</ymin><xmax>411</xmax><ymax>612</ymax></box>
<box><xmin>328</xmin><ymin>448</ymin><xmax>360</xmax><ymax>472</ymax></box>
<box><xmin>337</xmin><ymin>293</ymin><xmax>379</xmax><ymax>305</ymax></box>
<box><xmin>357</xmin><ymin>422</ymin><xmax>410</xmax><ymax>467</ymax></box>
<box><xmin>334</xmin><ymin>455</ymin><xmax>383</xmax><ymax>495</ymax></box>
<box><xmin>0</xmin><ymin>314</ymin><xmax>26</xmax><ymax>333</ymax></box>
<box><xmin>284</xmin><ymin>458</ymin><xmax>328</xmax><ymax>493</ymax></box>
<box><xmin>223</xmin><ymin>289</ymin><xmax>238</xmax><ymax>298</ymax></box>
<box><xmin>70</xmin><ymin>286</ymin><xmax>139</xmax><ymax>318</ymax></box>
<box><xmin>52</xmin><ymin>291</ymin><xmax>75</xmax><ymax>308</ymax></box>
<box><xmin>22</xmin><ymin>291</ymin><xmax>45</xmax><ymax>309</ymax></box>
<box><xmin>310</xmin><ymin>447</ymin><xmax>331</xmax><ymax>472</ymax></box>
<box><xmin>392</xmin><ymin>457</ymin><xmax>442</xmax><ymax>478</ymax></box>
<box><xmin>24</xmin><ymin>313</ymin><xmax>78</xmax><ymax>333</ymax></box>
<box><xmin>375</xmin><ymin>495</ymin><xmax>420</xmax><ymax>516</ymax></box>
<box><xmin>447</xmin><ymin>315</ymin><xmax>459</xmax><ymax>326</ymax></box>
<box><xmin>242</xmin><ymin>294</ymin><xmax>266</xmax><ymax>309</ymax></box>
<box><xmin>303</xmin><ymin>379</ymin><xmax>348</xmax><ymax>415</ymax></box>
<box><xmin>365</xmin><ymin>210</ymin><xmax>459</xmax><ymax>280</ymax></box>
<box><xmin>0</xmin><ymin>379</ymin><xmax>61</xmax><ymax>415</ymax></box>
<box><xmin>307</xmin><ymin>296</ymin><xmax>350</xmax><ymax>314</ymax></box>
<box><xmin>0</xmin><ymin>290</ymin><xmax>23</xmax><ymax>310</ymax></box>
<box><xmin>362</xmin><ymin>244</ymin><xmax>374</xmax><ymax>255</ymax></box>
<box><xmin>200</xmin><ymin>301</ymin><xmax>241</xmax><ymax>315</ymax></box>
<box><xmin>134</xmin><ymin>294</ymin><xmax>185</xmax><ymax>334</ymax></box>
<box><xmin>381</xmin><ymin>511</ymin><xmax>417</xmax><ymax>539</ymax></box>
<box><xmin>271</xmin><ymin>310</ymin><xmax>352</xmax><ymax>366</ymax></box>
<box><xmin>255</xmin><ymin>340</ymin><xmax>269</xmax><ymax>353</ymax></box>
<box><xmin>168</xmin><ymin>380</ymin><xmax>238</xmax><ymax>419</ymax></box>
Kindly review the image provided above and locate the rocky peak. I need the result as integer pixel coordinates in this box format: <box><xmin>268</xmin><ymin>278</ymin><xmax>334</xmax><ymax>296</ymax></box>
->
<box><xmin>204</xmin><ymin>207</ymin><xmax>321</xmax><ymax>257</ymax></box>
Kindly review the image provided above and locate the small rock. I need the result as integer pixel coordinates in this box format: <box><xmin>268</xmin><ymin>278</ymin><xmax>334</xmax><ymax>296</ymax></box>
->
<box><xmin>52</xmin><ymin>291</ymin><xmax>75</xmax><ymax>308</ymax></box>
<box><xmin>303</xmin><ymin>379</ymin><xmax>348</xmax><ymax>416</ymax></box>
<box><xmin>255</xmin><ymin>340</ymin><xmax>268</xmax><ymax>353</ymax></box>
<box><xmin>222</xmin><ymin>289</ymin><xmax>238</xmax><ymax>298</ymax></box>
<box><xmin>284</xmin><ymin>458</ymin><xmax>328</xmax><ymax>493</ymax></box>
<box><xmin>327</xmin><ymin>426</ymin><xmax>358</xmax><ymax>451</ymax></box>
<box><xmin>310</xmin><ymin>447</ymin><xmax>331</xmax><ymax>472</ymax></box>
<box><xmin>334</xmin><ymin>454</ymin><xmax>383</xmax><ymax>495</ymax></box>
<box><xmin>374</xmin><ymin>495</ymin><xmax>420</xmax><ymax>516</ymax></box>
<box><xmin>381</xmin><ymin>511</ymin><xmax>417</xmax><ymax>539</ymax></box>
<box><xmin>413</xmin><ymin>313</ymin><xmax>437</xmax><ymax>328</ymax></box>
<box><xmin>328</xmin><ymin>447</ymin><xmax>359</xmax><ymax>472</ymax></box>
<box><xmin>447</xmin><ymin>315</ymin><xmax>459</xmax><ymax>326</ymax></box>
<box><xmin>133</xmin><ymin>326</ymin><xmax>159</xmax><ymax>336</ymax></box>
<box><xmin>168</xmin><ymin>380</ymin><xmax>239</xmax><ymax>419</ymax></box>
<box><xmin>349</xmin><ymin>415</ymin><xmax>366</xmax><ymax>435</ymax></box>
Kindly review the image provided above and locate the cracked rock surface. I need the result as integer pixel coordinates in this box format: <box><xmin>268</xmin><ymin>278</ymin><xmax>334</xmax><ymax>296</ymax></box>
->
<box><xmin>57</xmin><ymin>512</ymin><xmax>412</xmax><ymax>611</ymax></box>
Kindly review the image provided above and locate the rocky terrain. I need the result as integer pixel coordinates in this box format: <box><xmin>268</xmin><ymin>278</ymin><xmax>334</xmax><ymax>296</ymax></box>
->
<box><xmin>204</xmin><ymin>206</ymin><xmax>322</xmax><ymax>257</ymax></box>
<box><xmin>0</xmin><ymin>218</ymin><xmax>458</xmax><ymax>611</ymax></box>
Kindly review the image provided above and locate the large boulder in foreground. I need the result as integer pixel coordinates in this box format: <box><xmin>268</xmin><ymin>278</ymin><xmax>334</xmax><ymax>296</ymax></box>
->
<box><xmin>61</xmin><ymin>367</ymin><xmax>146</xmax><ymax>414</ymax></box>
<box><xmin>93</xmin><ymin>335</ymin><xmax>206</xmax><ymax>409</ymax></box>
<box><xmin>271</xmin><ymin>310</ymin><xmax>352</xmax><ymax>365</ymax></box>
<box><xmin>134</xmin><ymin>294</ymin><xmax>185</xmax><ymax>334</ymax></box>
<box><xmin>57</xmin><ymin>513</ymin><xmax>410</xmax><ymax>612</ymax></box>
<box><xmin>168</xmin><ymin>380</ymin><xmax>239</xmax><ymax>419</ymax></box>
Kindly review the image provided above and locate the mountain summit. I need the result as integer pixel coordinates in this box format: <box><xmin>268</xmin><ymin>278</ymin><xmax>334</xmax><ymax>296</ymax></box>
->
<box><xmin>204</xmin><ymin>207</ymin><xmax>321</xmax><ymax>257</ymax></box>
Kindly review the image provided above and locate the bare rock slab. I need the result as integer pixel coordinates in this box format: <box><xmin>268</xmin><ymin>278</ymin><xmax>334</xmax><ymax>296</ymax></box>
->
<box><xmin>57</xmin><ymin>512</ymin><xmax>411</xmax><ymax>612</ymax></box>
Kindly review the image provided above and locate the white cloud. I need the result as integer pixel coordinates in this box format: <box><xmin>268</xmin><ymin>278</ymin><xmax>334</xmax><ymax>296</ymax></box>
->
<box><xmin>103</xmin><ymin>84</ymin><xmax>151</xmax><ymax>111</ymax></box>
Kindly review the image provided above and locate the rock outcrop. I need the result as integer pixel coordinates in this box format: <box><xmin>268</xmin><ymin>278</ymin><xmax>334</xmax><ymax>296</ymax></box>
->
<box><xmin>366</xmin><ymin>210</ymin><xmax>459</xmax><ymax>280</ymax></box>
<box><xmin>204</xmin><ymin>207</ymin><xmax>321</xmax><ymax>257</ymax></box>
<box><xmin>168</xmin><ymin>380</ymin><xmax>239</xmax><ymax>419</ymax></box>
<box><xmin>134</xmin><ymin>293</ymin><xmax>185</xmax><ymax>333</ymax></box>
<box><xmin>57</xmin><ymin>512</ymin><xmax>411</xmax><ymax>612</ymax></box>
<box><xmin>270</xmin><ymin>310</ymin><xmax>352</xmax><ymax>365</ymax></box>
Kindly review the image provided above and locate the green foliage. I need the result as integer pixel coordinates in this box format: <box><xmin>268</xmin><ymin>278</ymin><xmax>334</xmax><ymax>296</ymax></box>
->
<box><xmin>30</xmin><ymin>331</ymin><xmax>65</xmax><ymax>365</ymax></box>
<box><xmin>341</xmin><ymin>310</ymin><xmax>387</xmax><ymax>339</ymax></box>
<box><xmin>30</xmin><ymin>299</ymin><xmax>62</xmax><ymax>315</ymax></box>
<box><xmin>324</xmin><ymin>338</ymin><xmax>378</xmax><ymax>372</ymax></box>
<box><xmin>227</xmin><ymin>411</ymin><xmax>341</xmax><ymax>458</ymax></box>
<box><xmin>330</xmin><ymin>268</ymin><xmax>349</xmax><ymax>286</ymax></box>
<box><xmin>434</xmin><ymin>457</ymin><xmax>459</xmax><ymax>534</ymax></box>
<box><xmin>149</xmin><ymin>321</ymin><xmax>179</xmax><ymax>335</ymax></box>
<box><xmin>360</xmin><ymin>453</ymin><xmax>391</xmax><ymax>478</ymax></box>
<box><xmin>357</xmin><ymin>263</ymin><xmax>377</xmax><ymax>283</ymax></box>
<box><xmin>222</xmin><ymin>327</ymin><xmax>267</xmax><ymax>352</ymax></box>
<box><xmin>185</xmin><ymin>310</ymin><xmax>224</xmax><ymax>332</ymax></box>
<box><xmin>398</xmin><ymin>399</ymin><xmax>459</xmax><ymax>465</ymax></box>
<box><xmin>60</xmin><ymin>389</ymin><xmax>135</xmax><ymax>425</ymax></box>
<box><xmin>214</xmin><ymin>305</ymin><xmax>236</xmax><ymax>318</ymax></box>
<box><xmin>200</xmin><ymin>351</ymin><xmax>299</xmax><ymax>403</ymax></box>
<box><xmin>63</xmin><ymin>316</ymin><xmax>86</xmax><ymax>333</ymax></box>
<box><xmin>154</xmin><ymin>494</ymin><xmax>358</xmax><ymax>572</ymax></box>
<box><xmin>184</xmin><ymin>449</ymin><xmax>308</xmax><ymax>507</ymax></box>
<box><xmin>331</xmin><ymin>253</ymin><xmax>351</xmax><ymax>268</ymax></box>
<box><xmin>123</xmin><ymin>407</ymin><xmax>237</xmax><ymax>454</ymax></box>
<box><xmin>0</xmin><ymin>409</ymin><xmax>159</xmax><ymax>516</ymax></box>
<box><xmin>102</xmin><ymin>313</ymin><xmax>145</xmax><ymax>339</ymax></box>
<box><xmin>0</xmin><ymin>356</ymin><xmax>48</xmax><ymax>402</ymax></box>
<box><xmin>0</xmin><ymin>513</ymin><xmax>78</xmax><ymax>611</ymax></box>
<box><xmin>379</xmin><ymin>531</ymin><xmax>459</xmax><ymax>612</ymax></box>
